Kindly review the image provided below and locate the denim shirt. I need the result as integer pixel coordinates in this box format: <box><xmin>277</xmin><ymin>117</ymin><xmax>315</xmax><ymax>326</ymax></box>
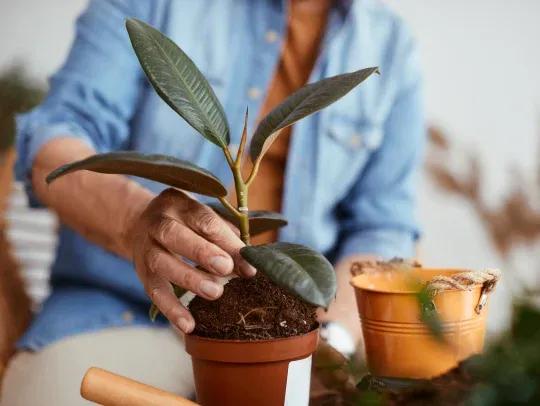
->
<box><xmin>15</xmin><ymin>0</ymin><xmax>425</xmax><ymax>350</ymax></box>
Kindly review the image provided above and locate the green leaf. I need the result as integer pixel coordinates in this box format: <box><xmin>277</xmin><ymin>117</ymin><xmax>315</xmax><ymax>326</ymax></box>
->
<box><xmin>240</xmin><ymin>242</ymin><xmax>336</xmax><ymax>307</ymax></box>
<box><xmin>126</xmin><ymin>18</ymin><xmax>230</xmax><ymax>148</ymax></box>
<box><xmin>250</xmin><ymin>67</ymin><xmax>379</xmax><ymax>162</ymax></box>
<box><xmin>207</xmin><ymin>203</ymin><xmax>288</xmax><ymax>236</ymax></box>
<box><xmin>46</xmin><ymin>152</ymin><xmax>227</xmax><ymax>197</ymax></box>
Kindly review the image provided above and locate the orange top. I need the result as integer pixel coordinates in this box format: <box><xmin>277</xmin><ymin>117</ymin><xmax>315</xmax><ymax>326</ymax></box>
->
<box><xmin>233</xmin><ymin>0</ymin><xmax>331</xmax><ymax>245</ymax></box>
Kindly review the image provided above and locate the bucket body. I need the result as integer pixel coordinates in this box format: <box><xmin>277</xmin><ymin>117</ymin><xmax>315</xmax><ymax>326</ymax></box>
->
<box><xmin>185</xmin><ymin>329</ymin><xmax>319</xmax><ymax>406</ymax></box>
<box><xmin>352</xmin><ymin>269</ymin><xmax>488</xmax><ymax>379</ymax></box>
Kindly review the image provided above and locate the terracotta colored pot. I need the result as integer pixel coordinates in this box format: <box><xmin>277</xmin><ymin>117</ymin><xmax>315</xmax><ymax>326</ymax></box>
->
<box><xmin>352</xmin><ymin>268</ymin><xmax>490</xmax><ymax>379</ymax></box>
<box><xmin>185</xmin><ymin>328</ymin><xmax>319</xmax><ymax>406</ymax></box>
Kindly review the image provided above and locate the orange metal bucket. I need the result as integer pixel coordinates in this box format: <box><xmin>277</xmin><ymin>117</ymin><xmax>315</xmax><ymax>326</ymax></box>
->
<box><xmin>352</xmin><ymin>268</ymin><xmax>489</xmax><ymax>379</ymax></box>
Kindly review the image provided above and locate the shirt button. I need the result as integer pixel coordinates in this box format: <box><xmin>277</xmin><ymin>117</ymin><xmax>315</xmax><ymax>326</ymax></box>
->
<box><xmin>122</xmin><ymin>311</ymin><xmax>135</xmax><ymax>323</ymax></box>
<box><xmin>265</xmin><ymin>30</ymin><xmax>279</xmax><ymax>43</ymax></box>
<box><xmin>349</xmin><ymin>133</ymin><xmax>362</xmax><ymax>148</ymax></box>
<box><xmin>247</xmin><ymin>87</ymin><xmax>262</xmax><ymax>100</ymax></box>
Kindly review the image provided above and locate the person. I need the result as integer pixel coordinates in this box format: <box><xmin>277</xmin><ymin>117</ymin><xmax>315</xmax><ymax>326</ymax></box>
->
<box><xmin>1</xmin><ymin>0</ymin><xmax>425</xmax><ymax>404</ymax></box>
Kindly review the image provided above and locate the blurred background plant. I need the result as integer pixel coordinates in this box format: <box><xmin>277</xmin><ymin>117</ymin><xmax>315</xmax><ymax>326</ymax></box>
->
<box><xmin>427</xmin><ymin>127</ymin><xmax>540</xmax><ymax>262</ymax></box>
<box><xmin>0</xmin><ymin>64</ymin><xmax>44</xmax><ymax>156</ymax></box>
<box><xmin>0</xmin><ymin>64</ymin><xmax>44</xmax><ymax>379</ymax></box>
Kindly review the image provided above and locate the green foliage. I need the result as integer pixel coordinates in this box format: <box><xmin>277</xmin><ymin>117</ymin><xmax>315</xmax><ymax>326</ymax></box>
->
<box><xmin>0</xmin><ymin>66</ymin><xmax>44</xmax><ymax>152</ymax></box>
<box><xmin>250</xmin><ymin>67</ymin><xmax>379</xmax><ymax>163</ymax></box>
<box><xmin>46</xmin><ymin>151</ymin><xmax>227</xmax><ymax>197</ymax></box>
<box><xmin>126</xmin><ymin>19</ymin><xmax>230</xmax><ymax>148</ymax></box>
<box><xmin>47</xmin><ymin>18</ymin><xmax>379</xmax><ymax>311</ymax></box>
<box><xmin>240</xmin><ymin>243</ymin><xmax>337</xmax><ymax>308</ymax></box>
<box><xmin>465</xmin><ymin>301</ymin><xmax>540</xmax><ymax>405</ymax></box>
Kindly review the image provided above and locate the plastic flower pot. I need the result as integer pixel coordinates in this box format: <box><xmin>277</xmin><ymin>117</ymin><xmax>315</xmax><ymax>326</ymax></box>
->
<box><xmin>351</xmin><ymin>268</ymin><xmax>496</xmax><ymax>379</ymax></box>
<box><xmin>185</xmin><ymin>328</ymin><xmax>319</xmax><ymax>406</ymax></box>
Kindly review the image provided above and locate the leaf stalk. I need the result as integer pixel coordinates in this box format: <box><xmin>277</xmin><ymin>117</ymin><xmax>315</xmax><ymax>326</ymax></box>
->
<box><xmin>235</xmin><ymin>107</ymin><xmax>249</xmax><ymax>168</ymax></box>
<box><xmin>218</xmin><ymin>196</ymin><xmax>241</xmax><ymax>217</ymax></box>
<box><xmin>231</xmin><ymin>164</ymin><xmax>250</xmax><ymax>245</ymax></box>
<box><xmin>221</xmin><ymin>118</ymin><xmax>252</xmax><ymax>245</ymax></box>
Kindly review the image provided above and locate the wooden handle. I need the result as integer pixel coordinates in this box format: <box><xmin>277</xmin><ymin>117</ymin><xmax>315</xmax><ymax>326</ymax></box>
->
<box><xmin>81</xmin><ymin>367</ymin><xmax>198</xmax><ymax>406</ymax></box>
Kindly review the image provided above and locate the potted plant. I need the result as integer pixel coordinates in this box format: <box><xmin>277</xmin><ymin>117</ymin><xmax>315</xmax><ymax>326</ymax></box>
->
<box><xmin>47</xmin><ymin>18</ymin><xmax>379</xmax><ymax>405</ymax></box>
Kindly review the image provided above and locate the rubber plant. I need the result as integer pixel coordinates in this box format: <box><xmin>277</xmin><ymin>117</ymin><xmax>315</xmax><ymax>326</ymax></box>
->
<box><xmin>46</xmin><ymin>19</ymin><xmax>379</xmax><ymax>318</ymax></box>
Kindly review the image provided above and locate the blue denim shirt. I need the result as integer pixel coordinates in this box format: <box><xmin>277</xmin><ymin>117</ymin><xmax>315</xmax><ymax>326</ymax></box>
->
<box><xmin>15</xmin><ymin>0</ymin><xmax>425</xmax><ymax>350</ymax></box>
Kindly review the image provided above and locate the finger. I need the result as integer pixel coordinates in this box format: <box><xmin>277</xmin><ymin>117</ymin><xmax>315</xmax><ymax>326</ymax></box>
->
<box><xmin>150</xmin><ymin>214</ymin><xmax>235</xmax><ymax>276</ymax></box>
<box><xmin>145</xmin><ymin>275</ymin><xmax>194</xmax><ymax>333</ymax></box>
<box><xmin>183</xmin><ymin>203</ymin><xmax>256</xmax><ymax>277</ymax></box>
<box><xmin>222</xmin><ymin>219</ymin><xmax>241</xmax><ymax>237</ymax></box>
<box><xmin>144</xmin><ymin>244</ymin><xmax>223</xmax><ymax>300</ymax></box>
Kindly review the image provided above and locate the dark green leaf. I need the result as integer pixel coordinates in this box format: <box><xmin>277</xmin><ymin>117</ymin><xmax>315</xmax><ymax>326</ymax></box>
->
<box><xmin>240</xmin><ymin>242</ymin><xmax>336</xmax><ymax>307</ymax></box>
<box><xmin>250</xmin><ymin>67</ymin><xmax>379</xmax><ymax>161</ymax></box>
<box><xmin>126</xmin><ymin>18</ymin><xmax>230</xmax><ymax>148</ymax></box>
<box><xmin>46</xmin><ymin>152</ymin><xmax>227</xmax><ymax>197</ymax></box>
<box><xmin>207</xmin><ymin>202</ymin><xmax>288</xmax><ymax>236</ymax></box>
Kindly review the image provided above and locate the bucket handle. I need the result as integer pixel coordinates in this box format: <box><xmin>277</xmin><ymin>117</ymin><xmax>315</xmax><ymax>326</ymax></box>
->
<box><xmin>475</xmin><ymin>290</ymin><xmax>489</xmax><ymax>314</ymax></box>
<box><xmin>474</xmin><ymin>275</ymin><xmax>499</xmax><ymax>314</ymax></box>
<box><xmin>423</xmin><ymin>269</ymin><xmax>501</xmax><ymax>316</ymax></box>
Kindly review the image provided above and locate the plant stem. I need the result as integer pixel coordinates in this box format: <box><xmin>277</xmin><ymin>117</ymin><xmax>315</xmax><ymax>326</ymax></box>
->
<box><xmin>218</xmin><ymin>196</ymin><xmax>241</xmax><ymax>217</ymax></box>
<box><xmin>222</xmin><ymin>145</ymin><xmax>251</xmax><ymax>245</ymax></box>
<box><xmin>223</xmin><ymin>147</ymin><xmax>235</xmax><ymax>168</ymax></box>
<box><xmin>232</xmin><ymin>165</ymin><xmax>250</xmax><ymax>245</ymax></box>
<box><xmin>235</xmin><ymin>107</ymin><xmax>249</xmax><ymax>167</ymax></box>
<box><xmin>245</xmin><ymin>157</ymin><xmax>261</xmax><ymax>187</ymax></box>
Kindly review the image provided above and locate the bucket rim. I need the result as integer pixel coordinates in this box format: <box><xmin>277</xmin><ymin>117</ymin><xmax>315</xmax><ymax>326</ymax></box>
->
<box><xmin>350</xmin><ymin>268</ymin><xmax>484</xmax><ymax>294</ymax></box>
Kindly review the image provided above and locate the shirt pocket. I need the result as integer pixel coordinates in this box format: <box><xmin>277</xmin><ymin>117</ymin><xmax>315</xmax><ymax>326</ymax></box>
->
<box><xmin>326</xmin><ymin>113</ymin><xmax>383</xmax><ymax>151</ymax></box>
<box><xmin>319</xmin><ymin>114</ymin><xmax>384</xmax><ymax>200</ymax></box>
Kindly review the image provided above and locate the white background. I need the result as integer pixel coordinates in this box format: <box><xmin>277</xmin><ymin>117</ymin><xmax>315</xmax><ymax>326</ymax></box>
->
<box><xmin>2</xmin><ymin>0</ymin><xmax>539</xmax><ymax>333</ymax></box>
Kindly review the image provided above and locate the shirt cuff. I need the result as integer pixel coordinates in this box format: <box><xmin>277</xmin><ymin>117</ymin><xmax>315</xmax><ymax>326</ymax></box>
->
<box><xmin>336</xmin><ymin>228</ymin><xmax>417</xmax><ymax>262</ymax></box>
<box><xmin>15</xmin><ymin>116</ymin><xmax>97</xmax><ymax>208</ymax></box>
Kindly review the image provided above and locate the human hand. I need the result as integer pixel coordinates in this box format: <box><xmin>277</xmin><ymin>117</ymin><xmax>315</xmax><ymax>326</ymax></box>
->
<box><xmin>126</xmin><ymin>188</ymin><xmax>256</xmax><ymax>333</ymax></box>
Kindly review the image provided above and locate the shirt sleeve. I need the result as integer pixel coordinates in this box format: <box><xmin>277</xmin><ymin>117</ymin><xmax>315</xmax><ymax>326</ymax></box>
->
<box><xmin>15</xmin><ymin>0</ymin><xmax>153</xmax><ymax>207</ymax></box>
<box><xmin>335</xmin><ymin>27</ymin><xmax>426</xmax><ymax>261</ymax></box>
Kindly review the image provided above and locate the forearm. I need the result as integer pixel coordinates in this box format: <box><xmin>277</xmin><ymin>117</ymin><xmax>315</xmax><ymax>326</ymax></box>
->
<box><xmin>32</xmin><ymin>137</ymin><xmax>154</xmax><ymax>259</ymax></box>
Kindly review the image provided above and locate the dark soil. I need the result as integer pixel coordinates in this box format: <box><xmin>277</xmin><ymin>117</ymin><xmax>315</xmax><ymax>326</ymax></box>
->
<box><xmin>386</xmin><ymin>359</ymin><xmax>478</xmax><ymax>405</ymax></box>
<box><xmin>189</xmin><ymin>273</ymin><xmax>318</xmax><ymax>340</ymax></box>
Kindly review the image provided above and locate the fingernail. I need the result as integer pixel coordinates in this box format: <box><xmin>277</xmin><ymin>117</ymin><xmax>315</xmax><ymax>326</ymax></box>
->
<box><xmin>209</xmin><ymin>256</ymin><xmax>233</xmax><ymax>275</ymax></box>
<box><xmin>200</xmin><ymin>280</ymin><xmax>223</xmax><ymax>299</ymax></box>
<box><xmin>176</xmin><ymin>317</ymin><xmax>193</xmax><ymax>333</ymax></box>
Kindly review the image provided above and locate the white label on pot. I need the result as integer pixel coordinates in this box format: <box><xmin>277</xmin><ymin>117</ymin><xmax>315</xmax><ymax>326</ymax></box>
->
<box><xmin>284</xmin><ymin>355</ymin><xmax>312</xmax><ymax>406</ymax></box>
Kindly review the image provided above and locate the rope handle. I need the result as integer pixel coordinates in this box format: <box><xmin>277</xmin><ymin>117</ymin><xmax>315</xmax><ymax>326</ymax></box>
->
<box><xmin>350</xmin><ymin>260</ymin><xmax>501</xmax><ymax>315</ymax></box>
<box><xmin>426</xmin><ymin>269</ymin><xmax>501</xmax><ymax>315</ymax></box>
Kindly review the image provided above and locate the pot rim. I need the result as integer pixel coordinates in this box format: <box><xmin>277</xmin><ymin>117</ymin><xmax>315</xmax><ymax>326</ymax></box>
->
<box><xmin>186</xmin><ymin>325</ymin><xmax>319</xmax><ymax>344</ymax></box>
<box><xmin>185</xmin><ymin>327</ymin><xmax>319</xmax><ymax>363</ymax></box>
<box><xmin>351</xmin><ymin>268</ymin><xmax>483</xmax><ymax>295</ymax></box>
